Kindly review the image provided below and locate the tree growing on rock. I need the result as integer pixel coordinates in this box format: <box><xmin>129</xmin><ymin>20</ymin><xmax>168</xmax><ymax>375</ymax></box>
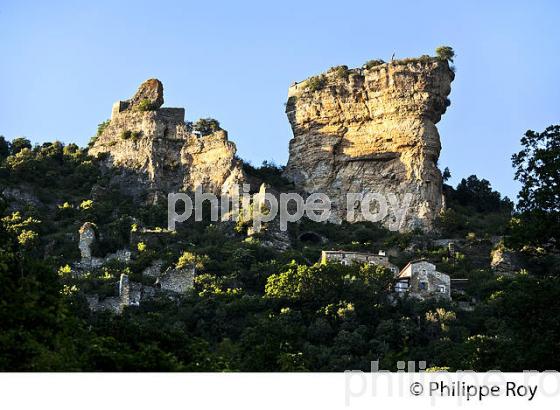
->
<box><xmin>435</xmin><ymin>46</ymin><xmax>455</xmax><ymax>63</ymax></box>
<box><xmin>193</xmin><ymin>118</ymin><xmax>221</xmax><ymax>136</ymax></box>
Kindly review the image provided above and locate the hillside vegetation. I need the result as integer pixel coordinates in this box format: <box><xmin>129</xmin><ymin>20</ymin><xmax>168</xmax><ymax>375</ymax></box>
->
<box><xmin>0</xmin><ymin>126</ymin><xmax>558</xmax><ymax>371</ymax></box>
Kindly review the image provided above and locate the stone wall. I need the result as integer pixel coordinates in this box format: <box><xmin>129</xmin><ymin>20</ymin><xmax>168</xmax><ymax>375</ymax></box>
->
<box><xmin>155</xmin><ymin>267</ymin><xmax>195</xmax><ymax>294</ymax></box>
<box><xmin>321</xmin><ymin>250</ymin><xmax>399</xmax><ymax>274</ymax></box>
<box><xmin>86</xmin><ymin>267</ymin><xmax>195</xmax><ymax>314</ymax></box>
<box><xmin>86</xmin><ymin>294</ymin><xmax>122</xmax><ymax>314</ymax></box>
<box><xmin>142</xmin><ymin>259</ymin><xmax>165</xmax><ymax>278</ymax></box>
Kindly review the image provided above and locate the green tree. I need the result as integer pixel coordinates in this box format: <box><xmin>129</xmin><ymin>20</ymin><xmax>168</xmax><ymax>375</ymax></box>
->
<box><xmin>510</xmin><ymin>125</ymin><xmax>560</xmax><ymax>247</ymax></box>
<box><xmin>464</xmin><ymin>275</ymin><xmax>560</xmax><ymax>370</ymax></box>
<box><xmin>363</xmin><ymin>59</ymin><xmax>386</xmax><ymax>69</ymax></box>
<box><xmin>265</xmin><ymin>261</ymin><xmax>393</xmax><ymax>307</ymax></box>
<box><xmin>0</xmin><ymin>136</ymin><xmax>10</xmax><ymax>159</ymax></box>
<box><xmin>136</xmin><ymin>99</ymin><xmax>156</xmax><ymax>112</ymax></box>
<box><xmin>10</xmin><ymin>137</ymin><xmax>32</xmax><ymax>155</ymax></box>
<box><xmin>513</xmin><ymin>125</ymin><xmax>560</xmax><ymax>214</ymax></box>
<box><xmin>435</xmin><ymin>46</ymin><xmax>455</xmax><ymax>62</ymax></box>
<box><xmin>96</xmin><ymin>119</ymin><xmax>110</xmax><ymax>136</ymax></box>
<box><xmin>454</xmin><ymin>175</ymin><xmax>505</xmax><ymax>212</ymax></box>
<box><xmin>442</xmin><ymin>167</ymin><xmax>451</xmax><ymax>182</ymax></box>
<box><xmin>177</xmin><ymin>250</ymin><xmax>209</xmax><ymax>270</ymax></box>
<box><xmin>193</xmin><ymin>118</ymin><xmax>221</xmax><ymax>136</ymax></box>
<box><xmin>305</xmin><ymin>75</ymin><xmax>326</xmax><ymax>92</ymax></box>
<box><xmin>0</xmin><ymin>204</ymin><xmax>82</xmax><ymax>370</ymax></box>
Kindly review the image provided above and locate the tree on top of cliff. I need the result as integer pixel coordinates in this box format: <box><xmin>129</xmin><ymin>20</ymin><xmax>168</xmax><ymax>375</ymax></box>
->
<box><xmin>363</xmin><ymin>59</ymin><xmax>386</xmax><ymax>69</ymax></box>
<box><xmin>435</xmin><ymin>46</ymin><xmax>455</xmax><ymax>63</ymax></box>
<box><xmin>193</xmin><ymin>118</ymin><xmax>221</xmax><ymax>136</ymax></box>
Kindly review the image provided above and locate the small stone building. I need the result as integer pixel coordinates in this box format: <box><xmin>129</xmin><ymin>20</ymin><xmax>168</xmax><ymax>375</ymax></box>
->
<box><xmin>320</xmin><ymin>250</ymin><xmax>399</xmax><ymax>275</ymax></box>
<box><xmin>394</xmin><ymin>260</ymin><xmax>451</xmax><ymax>300</ymax></box>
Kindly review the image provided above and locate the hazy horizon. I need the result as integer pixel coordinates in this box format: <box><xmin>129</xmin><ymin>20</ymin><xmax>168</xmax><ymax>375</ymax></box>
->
<box><xmin>1</xmin><ymin>0</ymin><xmax>559</xmax><ymax>200</ymax></box>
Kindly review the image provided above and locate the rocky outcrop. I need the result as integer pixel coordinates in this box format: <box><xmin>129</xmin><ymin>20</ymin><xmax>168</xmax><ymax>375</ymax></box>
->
<box><xmin>246</xmin><ymin>183</ymin><xmax>291</xmax><ymax>250</ymax></box>
<box><xmin>128</xmin><ymin>78</ymin><xmax>164</xmax><ymax>110</ymax></box>
<box><xmin>1</xmin><ymin>186</ymin><xmax>43</xmax><ymax>212</ymax></box>
<box><xmin>491</xmin><ymin>244</ymin><xmax>520</xmax><ymax>276</ymax></box>
<box><xmin>89</xmin><ymin>79</ymin><xmax>245</xmax><ymax>201</ymax></box>
<box><xmin>283</xmin><ymin>57</ymin><xmax>454</xmax><ymax>231</ymax></box>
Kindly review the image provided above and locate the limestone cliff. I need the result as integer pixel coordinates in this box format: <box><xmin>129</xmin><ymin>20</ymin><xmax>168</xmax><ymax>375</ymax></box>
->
<box><xmin>89</xmin><ymin>79</ymin><xmax>245</xmax><ymax>201</ymax></box>
<box><xmin>283</xmin><ymin>57</ymin><xmax>454</xmax><ymax>231</ymax></box>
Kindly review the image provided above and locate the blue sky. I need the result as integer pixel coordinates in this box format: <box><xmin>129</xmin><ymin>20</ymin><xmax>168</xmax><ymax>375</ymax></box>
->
<box><xmin>1</xmin><ymin>0</ymin><xmax>559</xmax><ymax>200</ymax></box>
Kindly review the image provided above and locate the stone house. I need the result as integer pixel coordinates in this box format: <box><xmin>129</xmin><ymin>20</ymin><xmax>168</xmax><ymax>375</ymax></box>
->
<box><xmin>394</xmin><ymin>260</ymin><xmax>451</xmax><ymax>300</ymax></box>
<box><xmin>320</xmin><ymin>250</ymin><xmax>399</xmax><ymax>275</ymax></box>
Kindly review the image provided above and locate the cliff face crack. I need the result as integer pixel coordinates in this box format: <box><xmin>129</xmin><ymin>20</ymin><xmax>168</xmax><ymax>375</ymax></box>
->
<box><xmin>283</xmin><ymin>57</ymin><xmax>454</xmax><ymax>231</ymax></box>
<box><xmin>345</xmin><ymin>152</ymin><xmax>400</xmax><ymax>162</ymax></box>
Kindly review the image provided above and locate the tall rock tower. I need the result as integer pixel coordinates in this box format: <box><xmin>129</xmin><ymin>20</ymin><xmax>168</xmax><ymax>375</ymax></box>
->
<box><xmin>89</xmin><ymin>79</ymin><xmax>245</xmax><ymax>201</ymax></box>
<box><xmin>283</xmin><ymin>57</ymin><xmax>454</xmax><ymax>231</ymax></box>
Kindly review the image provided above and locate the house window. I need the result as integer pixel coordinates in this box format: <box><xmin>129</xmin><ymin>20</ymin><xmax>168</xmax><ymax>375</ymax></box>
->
<box><xmin>437</xmin><ymin>285</ymin><xmax>446</xmax><ymax>293</ymax></box>
<box><xmin>395</xmin><ymin>281</ymin><xmax>409</xmax><ymax>292</ymax></box>
<box><xmin>419</xmin><ymin>281</ymin><xmax>428</xmax><ymax>290</ymax></box>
